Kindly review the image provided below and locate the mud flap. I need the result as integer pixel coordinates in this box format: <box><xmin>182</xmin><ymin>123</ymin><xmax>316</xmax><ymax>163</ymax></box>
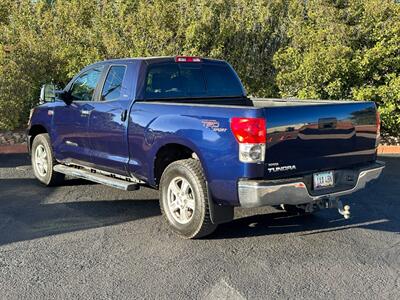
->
<box><xmin>207</xmin><ymin>183</ymin><xmax>234</xmax><ymax>224</ymax></box>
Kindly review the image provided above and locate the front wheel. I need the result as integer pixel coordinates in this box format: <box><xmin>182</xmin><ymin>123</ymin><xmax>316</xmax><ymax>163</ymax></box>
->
<box><xmin>31</xmin><ymin>133</ymin><xmax>64</xmax><ymax>186</ymax></box>
<box><xmin>159</xmin><ymin>159</ymin><xmax>217</xmax><ymax>239</ymax></box>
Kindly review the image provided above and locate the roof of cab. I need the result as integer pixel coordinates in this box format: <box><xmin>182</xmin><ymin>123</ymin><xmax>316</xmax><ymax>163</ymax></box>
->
<box><xmin>80</xmin><ymin>56</ymin><xmax>227</xmax><ymax>74</ymax></box>
<box><xmin>97</xmin><ymin>56</ymin><xmax>225</xmax><ymax>65</ymax></box>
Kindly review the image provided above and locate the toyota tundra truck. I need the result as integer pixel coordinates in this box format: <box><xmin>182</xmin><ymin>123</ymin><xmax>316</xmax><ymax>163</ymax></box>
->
<box><xmin>27</xmin><ymin>56</ymin><xmax>385</xmax><ymax>238</ymax></box>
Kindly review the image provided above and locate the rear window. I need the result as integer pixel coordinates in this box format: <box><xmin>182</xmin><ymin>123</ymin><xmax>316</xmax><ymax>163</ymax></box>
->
<box><xmin>144</xmin><ymin>63</ymin><xmax>243</xmax><ymax>99</ymax></box>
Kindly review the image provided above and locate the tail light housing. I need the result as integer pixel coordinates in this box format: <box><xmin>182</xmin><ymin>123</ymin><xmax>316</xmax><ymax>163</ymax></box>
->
<box><xmin>230</xmin><ymin>117</ymin><xmax>266</xmax><ymax>163</ymax></box>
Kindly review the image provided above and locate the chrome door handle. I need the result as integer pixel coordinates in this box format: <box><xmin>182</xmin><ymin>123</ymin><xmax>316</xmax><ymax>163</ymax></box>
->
<box><xmin>81</xmin><ymin>110</ymin><xmax>91</xmax><ymax>116</ymax></box>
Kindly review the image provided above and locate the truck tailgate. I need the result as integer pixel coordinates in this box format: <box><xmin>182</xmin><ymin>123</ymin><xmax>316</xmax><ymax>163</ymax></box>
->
<box><xmin>262</xmin><ymin>102</ymin><xmax>378</xmax><ymax>179</ymax></box>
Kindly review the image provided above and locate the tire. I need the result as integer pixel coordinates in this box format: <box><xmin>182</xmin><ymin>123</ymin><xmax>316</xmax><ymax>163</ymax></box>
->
<box><xmin>159</xmin><ymin>159</ymin><xmax>217</xmax><ymax>239</ymax></box>
<box><xmin>31</xmin><ymin>133</ymin><xmax>65</xmax><ymax>186</ymax></box>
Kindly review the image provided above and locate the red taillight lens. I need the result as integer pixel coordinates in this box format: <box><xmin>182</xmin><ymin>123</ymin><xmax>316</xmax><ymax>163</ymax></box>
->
<box><xmin>376</xmin><ymin>110</ymin><xmax>381</xmax><ymax>136</ymax></box>
<box><xmin>175</xmin><ymin>56</ymin><xmax>202</xmax><ymax>63</ymax></box>
<box><xmin>230</xmin><ymin>117</ymin><xmax>266</xmax><ymax>144</ymax></box>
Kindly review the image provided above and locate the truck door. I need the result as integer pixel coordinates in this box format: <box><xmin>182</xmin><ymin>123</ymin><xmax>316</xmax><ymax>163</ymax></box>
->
<box><xmin>52</xmin><ymin>66</ymin><xmax>103</xmax><ymax>164</ymax></box>
<box><xmin>87</xmin><ymin>64</ymin><xmax>133</xmax><ymax>175</ymax></box>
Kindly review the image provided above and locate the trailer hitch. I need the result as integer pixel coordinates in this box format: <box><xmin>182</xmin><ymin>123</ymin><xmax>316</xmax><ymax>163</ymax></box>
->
<box><xmin>322</xmin><ymin>198</ymin><xmax>351</xmax><ymax>219</ymax></box>
<box><xmin>337</xmin><ymin>201</ymin><xmax>351</xmax><ymax>219</ymax></box>
<box><xmin>289</xmin><ymin>198</ymin><xmax>351</xmax><ymax>219</ymax></box>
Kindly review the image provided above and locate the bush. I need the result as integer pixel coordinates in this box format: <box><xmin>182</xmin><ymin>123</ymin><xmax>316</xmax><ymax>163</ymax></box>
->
<box><xmin>0</xmin><ymin>0</ymin><xmax>399</xmax><ymax>135</ymax></box>
<box><xmin>273</xmin><ymin>0</ymin><xmax>400</xmax><ymax>135</ymax></box>
<box><xmin>0</xmin><ymin>0</ymin><xmax>290</xmax><ymax>130</ymax></box>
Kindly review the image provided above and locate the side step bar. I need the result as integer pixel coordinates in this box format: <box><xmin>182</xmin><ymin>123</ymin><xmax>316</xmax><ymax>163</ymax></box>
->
<box><xmin>53</xmin><ymin>164</ymin><xmax>140</xmax><ymax>191</ymax></box>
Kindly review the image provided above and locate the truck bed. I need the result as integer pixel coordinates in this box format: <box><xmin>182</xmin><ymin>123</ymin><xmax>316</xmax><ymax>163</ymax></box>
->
<box><xmin>136</xmin><ymin>97</ymin><xmax>378</xmax><ymax>182</ymax></box>
<box><xmin>251</xmin><ymin>97</ymin><xmax>358</xmax><ymax>107</ymax></box>
<box><xmin>256</xmin><ymin>100</ymin><xmax>378</xmax><ymax>179</ymax></box>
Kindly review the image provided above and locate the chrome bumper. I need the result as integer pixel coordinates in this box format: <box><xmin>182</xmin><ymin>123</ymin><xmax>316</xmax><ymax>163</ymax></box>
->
<box><xmin>238</xmin><ymin>161</ymin><xmax>385</xmax><ymax>208</ymax></box>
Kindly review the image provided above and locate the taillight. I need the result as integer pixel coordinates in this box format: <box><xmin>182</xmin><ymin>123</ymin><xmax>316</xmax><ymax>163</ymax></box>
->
<box><xmin>175</xmin><ymin>56</ymin><xmax>202</xmax><ymax>63</ymax></box>
<box><xmin>230</xmin><ymin>118</ymin><xmax>266</xmax><ymax>143</ymax></box>
<box><xmin>230</xmin><ymin>117</ymin><xmax>266</xmax><ymax>163</ymax></box>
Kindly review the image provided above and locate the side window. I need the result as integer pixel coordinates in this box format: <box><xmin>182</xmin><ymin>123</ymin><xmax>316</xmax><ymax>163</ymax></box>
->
<box><xmin>101</xmin><ymin>66</ymin><xmax>126</xmax><ymax>101</ymax></box>
<box><xmin>145</xmin><ymin>64</ymin><xmax>185</xmax><ymax>99</ymax></box>
<box><xmin>70</xmin><ymin>67</ymin><xmax>102</xmax><ymax>101</ymax></box>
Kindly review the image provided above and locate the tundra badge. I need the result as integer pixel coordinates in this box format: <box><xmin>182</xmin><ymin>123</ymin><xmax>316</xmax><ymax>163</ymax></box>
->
<box><xmin>267</xmin><ymin>164</ymin><xmax>297</xmax><ymax>173</ymax></box>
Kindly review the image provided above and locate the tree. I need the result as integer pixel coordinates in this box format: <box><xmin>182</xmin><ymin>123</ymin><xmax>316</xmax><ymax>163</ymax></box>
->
<box><xmin>0</xmin><ymin>0</ymin><xmax>399</xmax><ymax>134</ymax></box>
<box><xmin>274</xmin><ymin>0</ymin><xmax>400</xmax><ymax>134</ymax></box>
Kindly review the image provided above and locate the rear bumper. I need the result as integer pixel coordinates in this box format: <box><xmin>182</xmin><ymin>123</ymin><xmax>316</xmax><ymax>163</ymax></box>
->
<box><xmin>238</xmin><ymin>161</ymin><xmax>385</xmax><ymax>208</ymax></box>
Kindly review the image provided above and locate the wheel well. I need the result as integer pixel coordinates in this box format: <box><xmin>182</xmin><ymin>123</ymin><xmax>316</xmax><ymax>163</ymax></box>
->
<box><xmin>154</xmin><ymin>144</ymin><xmax>198</xmax><ymax>186</ymax></box>
<box><xmin>28</xmin><ymin>125</ymin><xmax>47</xmax><ymax>148</ymax></box>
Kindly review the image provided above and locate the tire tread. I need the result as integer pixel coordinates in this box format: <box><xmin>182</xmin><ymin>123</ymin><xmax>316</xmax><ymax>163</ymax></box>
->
<box><xmin>159</xmin><ymin>159</ymin><xmax>217</xmax><ymax>239</ymax></box>
<box><xmin>32</xmin><ymin>133</ymin><xmax>64</xmax><ymax>186</ymax></box>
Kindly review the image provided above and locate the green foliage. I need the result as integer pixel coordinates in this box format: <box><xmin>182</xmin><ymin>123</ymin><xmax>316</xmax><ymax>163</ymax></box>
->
<box><xmin>0</xmin><ymin>0</ymin><xmax>289</xmax><ymax>130</ymax></box>
<box><xmin>0</xmin><ymin>0</ymin><xmax>399</xmax><ymax>134</ymax></box>
<box><xmin>274</xmin><ymin>0</ymin><xmax>400</xmax><ymax>134</ymax></box>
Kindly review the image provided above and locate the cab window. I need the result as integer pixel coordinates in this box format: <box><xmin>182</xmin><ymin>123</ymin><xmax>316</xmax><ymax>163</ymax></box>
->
<box><xmin>101</xmin><ymin>66</ymin><xmax>126</xmax><ymax>101</ymax></box>
<box><xmin>144</xmin><ymin>62</ymin><xmax>243</xmax><ymax>100</ymax></box>
<box><xmin>70</xmin><ymin>67</ymin><xmax>103</xmax><ymax>101</ymax></box>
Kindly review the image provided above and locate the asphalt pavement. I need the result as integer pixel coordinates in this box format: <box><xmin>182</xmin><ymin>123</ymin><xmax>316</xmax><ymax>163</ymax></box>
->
<box><xmin>0</xmin><ymin>154</ymin><xmax>399</xmax><ymax>299</ymax></box>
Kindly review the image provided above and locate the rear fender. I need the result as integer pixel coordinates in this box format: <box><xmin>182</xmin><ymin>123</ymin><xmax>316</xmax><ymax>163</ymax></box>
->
<box><xmin>150</xmin><ymin>137</ymin><xmax>234</xmax><ymax>224</ymax></box>
<box><xmin>149</xmin><ymin>136</ymin><xmax>209</xmax><ymax>185</ymax></box>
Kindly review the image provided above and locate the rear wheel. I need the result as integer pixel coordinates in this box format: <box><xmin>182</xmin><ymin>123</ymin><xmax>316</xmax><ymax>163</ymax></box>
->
<box><xmin>31</xmin><ymin>133</ymin><xmax>64</xmax><ymax>186</ymax></box>
<box><xmin>159</xmin><ymin>159</ymin><xmax>217</xmax><ymax>239</ymax></box>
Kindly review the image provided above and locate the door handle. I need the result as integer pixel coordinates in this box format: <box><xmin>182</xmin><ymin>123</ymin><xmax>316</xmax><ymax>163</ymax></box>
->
<box><xmin>81</xmin><ymin>110</ymin><xmax>91</xmax><ymax>116</ymax></box>
<box><xmin>121</xmin><ymin>109</ymin><xmax>128</xmax><ymax>122</ymax></box>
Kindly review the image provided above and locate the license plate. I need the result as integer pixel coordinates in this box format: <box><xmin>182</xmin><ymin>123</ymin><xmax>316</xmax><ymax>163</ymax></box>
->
<box><xmin>313</xmin><ymin>171</ymin><xmax>334</xmax><ymax>190</ymax></box>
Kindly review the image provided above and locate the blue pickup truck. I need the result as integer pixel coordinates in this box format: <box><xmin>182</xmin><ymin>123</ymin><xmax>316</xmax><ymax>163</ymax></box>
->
<box><xmin>27</xmin><ymin>56</ymin><xmax>384</xmax><ymax>238</ymax></box>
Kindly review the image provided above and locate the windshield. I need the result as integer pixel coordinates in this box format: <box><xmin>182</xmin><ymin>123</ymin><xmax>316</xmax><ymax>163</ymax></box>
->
<box><xmin>144</xmin><ymin>62</ymin><xmax>244</xmax><ymax>100</ymax></box>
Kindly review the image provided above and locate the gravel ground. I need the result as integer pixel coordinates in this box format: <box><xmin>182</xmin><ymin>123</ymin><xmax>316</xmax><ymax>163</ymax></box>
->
<box><xmin>381</xmin><ymin>133</ymin><xmax>400</xmax><ymax>146</ymax></box>
<box><xmin>0</xmin><ymin>154</ymin><xmax>399</xmax><ymax>299</ymax></box>
<box><xmin>0</xmin><ymin>130</ymin><xmax>26</xmax><ymax>145</ymax></box>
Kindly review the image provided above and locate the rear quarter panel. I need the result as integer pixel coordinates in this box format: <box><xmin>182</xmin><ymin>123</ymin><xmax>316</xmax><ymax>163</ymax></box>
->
<box><xmin>127</xmin><ymin>102</ymin><xmax>262</xmax><ymax>205</ymax></box>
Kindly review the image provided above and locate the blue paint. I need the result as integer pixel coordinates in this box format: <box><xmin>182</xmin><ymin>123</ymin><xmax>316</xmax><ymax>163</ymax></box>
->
<box><xmin>28</xmin><ymin>57</ymin><xmax>378</xmax><ymax>207</ymax></box>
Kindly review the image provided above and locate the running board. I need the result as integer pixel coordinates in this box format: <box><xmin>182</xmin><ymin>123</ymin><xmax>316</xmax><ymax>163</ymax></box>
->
<box><xmin>53</xmin><ymin>164</ymin><xmax>140</xmax><ymax>191</ymax></box>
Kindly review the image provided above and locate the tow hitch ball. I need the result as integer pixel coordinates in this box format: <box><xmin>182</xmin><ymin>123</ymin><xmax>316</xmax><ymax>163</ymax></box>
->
<box><xmin>337</xmin><ymin>201</ymin><xmax>351</xmax><ymax>219</ymax></box>
<box><xmin>323</xmin><ymin>198</ymin><xmax>351</xmax><ymax>219</ymax></box>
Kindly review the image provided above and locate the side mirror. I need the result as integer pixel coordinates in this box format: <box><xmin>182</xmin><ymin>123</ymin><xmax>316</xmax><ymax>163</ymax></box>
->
<box><xmin>39</xmin><ymin>84</ymin><xmax>58</xmax><ymax>104</ymax></box>
<box><xmin>39</xmin><ymin>84</ymin><xmax>73</xmax><ymax>105</ymax></box>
